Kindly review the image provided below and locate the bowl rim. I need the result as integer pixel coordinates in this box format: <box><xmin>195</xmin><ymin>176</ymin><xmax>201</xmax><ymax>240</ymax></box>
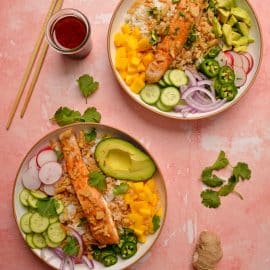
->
<box><xmin>107</xmin><ymin>0</ymin><xmax>263</xmax><ymax>120</ymax></box>
<box><xmin>12</xmin><ymin>122</ymin><xmax>168</xmax><ymax>270</ymax></box>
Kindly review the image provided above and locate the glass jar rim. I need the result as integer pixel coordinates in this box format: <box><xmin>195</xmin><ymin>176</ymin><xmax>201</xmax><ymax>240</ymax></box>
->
<box><xmin>46</xmin><ymin>8</ymin><xmax>91</xmax><ymax>54</ymax></box>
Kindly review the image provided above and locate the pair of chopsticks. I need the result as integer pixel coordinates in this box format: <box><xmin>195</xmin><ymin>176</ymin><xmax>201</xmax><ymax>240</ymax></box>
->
<box><xmin>6</xmin><ymin>0</ymin><xmax>64</xmax><ymax>130</ymax></box>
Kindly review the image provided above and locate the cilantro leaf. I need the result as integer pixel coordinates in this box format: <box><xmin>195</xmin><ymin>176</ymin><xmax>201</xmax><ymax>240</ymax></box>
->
<box><xmin>233</xmin><ymin>162</ymin><xmax>251</xmax><ymax>181</ymax></box>
<box><xmin>81</xmin><ymin>107</ymin><xmax>101</xmax><ymax>123</ymax></box>
<box><xmin>77</xmin><ymin>74</ymin><xmax>99</xmax><ymax>103</ymax></box>
<box><xmin>218</xmin><ymin>175</ymin><xmax>237</xmax><ymax>197</ymax></box>
<box><xmin>63</xmin><ymin>236</ymin><xmax>79</xmax><ymax>256</ymax></box>
<box><xmin>202</xmin><ymin>175</ymin><xmax>224</xmax><ymax>188</ymax></box>
<box><xmin>152</xmin><ymin>215</ymin><xmax>160</xmax><ymax>232</ymax></box>
<box><xmin>212</xmin><ymin>151</ymin><xmax>229</xmax><ymax>170</ymax></box>
<box><xmin>36</xmin><ymin>198</ymin><xmax>58</xmax><ymax>217</ymax></box>
<box><xmin>84</xmin><ymin>128</ymin><xmax>97</xmax><ymax>142</ymax></box>
<box><xmin>88</xmin><ymin>170</ymin><xmax>106</xmax><ymax>192</ymax></box>
<box><xmin>54</xmin><ymin>149</ymin><xmax>63</xmax><ymax>162</ymax></box>
<box><xmin>78</xmin><ymin>217</ymin><xmax>87</xmax><ymax>227</ymax></box>
<box><xmin>200</xmin><ymin>190</ymin><xmax>221</xmax><ymax>208</ymax></box>
<box><xmin>53</xmin><ymin>107</ymin><xmax>81</xmax><ymax>126</ymax></box>
<box><xmin>113</xmin><ymin>183</ymin><xmax>129</xmax><ymax>195</ymax></box>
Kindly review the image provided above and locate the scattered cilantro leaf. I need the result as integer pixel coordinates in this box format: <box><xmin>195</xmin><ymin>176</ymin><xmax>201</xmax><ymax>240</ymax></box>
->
<box><xmin>54</xmin><ymin>149</ymin><xmax>63</xmax><ymax>162</ymax></box>
<box><xmin>88</xmin><ymin>170</ymin><xmax>107</xmax><ymax>192</ymax></box>
<box><xmin>77</xmin><ymin>74</ymin><xmax>99</xmax><ymax>103</ymax></box>
<box><xmin>113</xmin><ymin>183</ymin><xmax>129</xmax><ymax>196</ymax></box>
<box><xmin>200</xmin><ymin>190</ymin><xmax>221</xmax><ymax>208</ymax></box>
<box><xmin>36</xmin><ymin>198</ymin><xmax>58</xmax><ymax>217</ymax></box>
<box><xmin>233</xmin><ymin>162</ymin><xmax>251</xmax><ymax>181</ymax></box>
<box><xmin>202</xmin><ymin>175</ymin><xmax>224</xmax><ymax>188</ymax></box>
<box><xmin>150</xmin><ymin>30</ymin><xmax>160</xmax><ymax>45</ymax></box>
<box><xmin>152</xmin><ymin>215</ymin><xmax>160</xmax><ymax>232</ymax></box>
<box><xmin>84</xmin><ymin>128</ymin><xmax>97</xmax><ymax>142</ymax></box>
<box><xmin>212</xmin><ymin>150</ymin><xmax>229</xmax><ymax>170</ymax></box>
<box><xmin>172</xmin><ymin>0</ymin><xmax>180</xmax><ymax>3</ymax></box>
<box><xmin>78</xmin><ymin>217</ymin><xmax>88</xmax><ymax>227</ymax></box>
<box><xmin>179</xmin><ymin>11</ymin><xmax>185</xmax><ymax>17</ymax></box>
<box><xmin>184</xmin><ymin>25</ymin><xmax>198</xmax><ymax>49</ymax></box>
<box><xmin>202</xmin><ymin>167</ymin><xmax>213</xmax><ymax>179</ymax></box>
<box><xmin>218</xmin><ymin>175</ymin><xmax>237</xmax><ymax>196</ymax></box>
<box><xmin>63</xmin><ymin>236</ymin><xmax>79</xmax><ymax>256</ymax></box>
<box><xmin>52</xmin><ymin>106</ymin><xmax>101</xmax><ymax>126</ymax></box>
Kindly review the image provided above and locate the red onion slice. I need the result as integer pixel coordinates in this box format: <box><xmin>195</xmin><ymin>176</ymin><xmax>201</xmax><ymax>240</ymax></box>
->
<box><xmin>182</xmin><ymin>86</ymin><xmax>216</xmax><ymax>103</ymax></box>
<box><xmin>185</xmin><ymin>97</ymin><xmax>226</xmax><ymax>112</ymax></box>
<box><xmin>67</xmin><ymin>226</ymin><xmax>84</xmax><ymax>260</ymax></box>
<box><xmin>82</xmin><ymin>256</ymin><xmax>95</xmax><ymax>269</ymax></box>
<box><xmin>185</xmin><ymin>69</ymin><xmax>197</xmax><ymax>86</ymax></box>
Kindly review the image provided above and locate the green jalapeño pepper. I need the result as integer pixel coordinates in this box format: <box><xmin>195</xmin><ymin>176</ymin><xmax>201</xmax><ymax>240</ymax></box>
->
<box><xmin>102</xmin><ymin>255</ymin><xmax>118</xmax><ymax>267</ymax></box>
<box><xmin>124</xmin><ymin>234</ymin><xmax>137</xmax><ymax>244</ymax></box>
<box><xmin>92</xmin><ymin>247</ymin><xmax>102</xmax><ymax>262</ymax></box>
<box><xmin>200</xmin><ymin>59</ymin><xmax>220</xmax><ymax>78</ymax></box>
<box><xmin>219</xmin><ymin>83</ymin><xmax>237</xmax><ymax>101</ymax></box>
<box><xmin>120</xmin><ymin>241</ymin><xmax>137</xmax><ymax>259</ymax></box>
<box><xmin>206</xmin><ymin>46</ymin><xmax>221</xmax><ymax>58</ymax></box>
<box><xmin>214</xmin><ymin>78</ymin><xmax>222</xmax><ymax>96</ymax></box>
<box><xmin>218</xmin><ymin>66</ymin><xmax>235</xmax><ymax>84</ymax></box>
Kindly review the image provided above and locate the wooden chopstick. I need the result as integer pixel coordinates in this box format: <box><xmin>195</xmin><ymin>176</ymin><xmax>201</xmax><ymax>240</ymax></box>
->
<box><xmin>5</xmin><ymin>0</ymin><xmax>62</xmax><ymax>129</ymax></box>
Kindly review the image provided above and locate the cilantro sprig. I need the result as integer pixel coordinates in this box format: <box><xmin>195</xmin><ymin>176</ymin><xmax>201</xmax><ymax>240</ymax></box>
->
<box><xmin>152</xmin><ymin>215</ymin><xmax>161</xmax><ymax>232</ymax></box>
<box><xmin>77</xmin><ymin>74</ymin><xmax>99</xmax><ymax>103</ymax></box>
<box><xmin>88</xmin><ymin>170</ymin><xmax>107</xmax><ymax>192</ymax></box>
<box><xmin>52</xmin><ymin>107</ymin><xmax>101</xmax><ymax>127</ymax></box>
<box><xmin>200</xmin><ymin>151</ymin><xmax>251</xmax><ymax>208</ymax></box>
<box><xmin>36</xmin><ymin>198</ymin><xmax>59</xmax><ymax>217</ymax></box>
<box><xmin>63</xmin><ymin>236</ymin><xmax>79</xmax><ymax>256</ymax></box>
<box><xmin>113</xmin><ymin>183</ymin><xmax>129</xmax><ymax>195</ymax></box>
<box><xmin>84</xmin><ymin>128</ymin><xmax>97</xmax><ymax>142</ymax></box>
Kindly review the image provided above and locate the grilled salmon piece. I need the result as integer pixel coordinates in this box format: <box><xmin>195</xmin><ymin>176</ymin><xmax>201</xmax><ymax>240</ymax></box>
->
<box><xmin>59</xmin><ymin>129</ymin><xmax>119</xmax><ymax>245</ymax></box>
<box><xmin>146</xmin><ymin>0</ymin><xmax>204</xmax><ymax>83</ymax></box>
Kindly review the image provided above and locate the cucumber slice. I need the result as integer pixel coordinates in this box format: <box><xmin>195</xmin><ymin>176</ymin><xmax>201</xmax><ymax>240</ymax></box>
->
<box><xmin>20</xmin><ymin>212</ymin><xmax>32</xmax><ymax>234</ymax></box>
<box><xmin>163</xmin><ymin>70</ymin><xmax>173</xmax><ymax>86</ymax></box>
<box><xmin>44</xmin><ymin>233</ymin><xmax>61</xmax><ymax>248</ymax></box>
<box><xmin>140</xmin><ymin>84</ymin><xmax>161</xmax><ymax>105</ymax></box>
<box><xmin>30</xmin><ymin>213</ymin><xmax>49</xmax><ymax>233</ymax></box>
<box><xmin>158</xmin><ymin>79</ymin><xmax>166</xmax><ymax>88</ymax></box>
<box><xmin>160</xmin><ymin>87</ymin><xmax>181</xmax><ymax>107</ymax></box>
<box><xmin>19</xmin><ymin>189</ymin><xmax>30</xmax><ymax>207</ymax></box>
<box><xmin>55</xmin><ymin>200</ymin><xmax>64</xmax><ymax>214</ymax></box>
<box><xmin>27</xmin><ymin>195</ymin><xmax>38</xmax><ymax>208</ymax></box>
<box><xmin>156</xmin><ymin>100</ymin><xmax>173</xmax><ymax>112</ymax></box>
<box><xmin>32</xmin><ymin>233</ymin><xmax>47</xmax><ymax>249</ymax></box>
<box><xmin>47</xmin><ymin>222</ymin><xmax>66</xmax><ymax>243</ymax></box>
<box><xmin>26</xmin><ymin>234</ymin><xmax>36</xmax><ymax>249</ymax></box>
<box><xmin>30</xmin><ymin>190</ymin><xmax>47</xmax><ymax>200</ymax></box>
<box><xmin>169</xmin><ymin>69</ymin><xmax>188</xmax><ymax>87</ymax></box>
<box><xmin>49</xmin><ymin>216</ymin><xmax>59</xmax><ymax>224</ymax></box>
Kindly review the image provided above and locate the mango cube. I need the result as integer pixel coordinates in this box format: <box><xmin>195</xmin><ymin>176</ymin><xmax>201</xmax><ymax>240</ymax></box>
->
<box><xmin>114</xmin><ymin>32</ymin><xmax>126</xmax><ymax>47</ymax></box>
<box><xmin>121</xmin><ymin>23</ymin><xmax>131</xmax><ymax>34</ymax></box>
<box><xmin>125</xmin><ymin>74</ymin><xmax>136</xmax><ymax>86</ymax></box>
<box><xmin>133</xmin><ymin>27</ymin><xmax>141</xmax><ymax>39</ymax></box>
<box><xmin>130</xmin><ymin>57</ymin><xmax>141</xmax><ymax>67</ymax></box>
<box><xmin>142</xmin><ymin>52</ymin><xmax>154</xmax><ymax>66</ymax></box>
<box><xmin>138</xmin><ymin>63</ymin><xmax>146</xmax><ymax>72</ymax></box>
<box><xmin>115</xmin><ymin>57</ymin><xmax>128</xmax><ymax>71</ymax></box>
<box><xmin>138</xmin><ymin>38</ymin><xmax>151</xmax><ymax>51</ymax></box>
<box><xmin>116</xmin><ymin>47</ymin><xmax>127</xmax><ymax>58</ymax></box>
<box><xmin>126</xmin><ymin>36</ymin><xmax>138</xmax><ymax>50</ymax></box>
<box><xmin>127</xmin><ymin>64</ymin><xmax>138</xmax><ymax>74</ymax></box>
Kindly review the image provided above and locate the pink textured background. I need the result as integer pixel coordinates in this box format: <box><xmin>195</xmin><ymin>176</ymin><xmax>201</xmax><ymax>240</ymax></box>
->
<box><xmin>0</xmin><ymin>0</ymin><xmax>270</xmax><ymax>269</ymax></box>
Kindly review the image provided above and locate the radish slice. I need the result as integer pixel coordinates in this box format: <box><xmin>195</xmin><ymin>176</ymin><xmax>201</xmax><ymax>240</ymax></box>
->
<box><xmin>22</xmin><ymin>167</ymin><xmax>41</xmax><ymax>190</ymax></box>
<box><xmin>224</xmin><ymin>52</ymin><xmax>234</xmax><ymax>66</ymax></box>
<box><xmin>230</xmin><ymin>51</ymin><xmax>243</xmax><ymax>68</ymax></box>
<box><xmin>43</xmin><ymin>184</ymin><xmax>56</xmax><ymax>196</ymax></box>
<box><xmin>37</xmin><ymin>149</ymin><xmax>57</xmax><ymax>168</ymax></box>
<box><xmin>244</xmin><ymin>52</ymin><xmax>254</xmax><ymax>72</ymax></box>
<box><xmin>29</xmin><ymin>156</ymin><xmax>38</xmax><ymax>170</ymax></box>
<box><xmin>240</xmin><ymin>54</ymin><xmax>250</xmax><ymax>74</ymax></box>
<box><xmin>216</xmin><ymin>52</ymin><xmax>228</xmax><ymax>67</ymax></box>
<box><xmin>234</xmin><ymin>67</ymin><xmax>247</xmax><ymax>87</ymax></box>
<box><xmin>39</xmin><ymin>162</ymin><xmax>62</xmax><ymax>185</ymax></box>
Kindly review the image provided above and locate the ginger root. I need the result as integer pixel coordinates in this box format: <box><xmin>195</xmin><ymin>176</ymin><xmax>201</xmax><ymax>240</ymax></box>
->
<box><xmin>193</xmin><ymin>231</ymin><xmax>223</xmax><ymax>270</ymax></box>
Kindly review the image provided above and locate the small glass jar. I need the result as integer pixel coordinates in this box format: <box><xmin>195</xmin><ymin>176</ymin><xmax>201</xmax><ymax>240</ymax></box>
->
<box><xmin>46</xmin><ymin>9</ymin><xmax>92</xmax><ymax>59</ymax></box>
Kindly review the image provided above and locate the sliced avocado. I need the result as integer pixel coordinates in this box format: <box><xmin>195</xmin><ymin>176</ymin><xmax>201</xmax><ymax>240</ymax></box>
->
<box><xmin>232</xmin><ymin>36</ymin><xmax>249</xmax><ymax>46</ymax></box>
<box><xmin>94</xmin><ymin>138</ymin><xmax>156</xmax><ymax>181</ymax></box>
<box><xmin>234</xmin><ymin>45</ymin><xmax>247</xmax><ymax>52</ymax></box>
<box><xmin>222</xmin><ymin>24</ymin><xmax>233</xmax><ymax>46</ymax></box>
<box><xmin>236</xmin><ymin>22</ymin><xmax>250</xmax><ymax>36</ymax></box>
<box><xmin>227</xmin><ymin>15</ymin><xmax>238</xmax><ymax>26</ymax></box>
<box><xmin>222</xmin><ymin>43</ymin><xmax>232</xmax><ymax>51</ymax></box>
<box><xmin>231</xmin><ymin>7</ymin><xmax>251</xmax><ymax>27</ymax></box>
<box><xmin>232</xmin><ymin>31</ymin><xmax>242</xmax><ymax>41</ymax></box>
<box><xmin>218</xmin><ymin>8</ymin><xmax>230</xmax><ymax>24</ymax></box>
<box><xmin>216</xmin><ymin>0</ymin><xmax>236</xmax><ymax>10</ymax></box>
<box><xmin>248</xmin><ymin>37</ymin><xmax>255</xmax><ymax>44</ymax></box>
<box><xmin>212</xmin><ymin>17</ymin><xmax>223</xmax><ymax>38</ymax></box>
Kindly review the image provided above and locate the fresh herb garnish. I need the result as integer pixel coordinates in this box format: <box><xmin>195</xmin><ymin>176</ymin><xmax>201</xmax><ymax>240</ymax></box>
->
<box><xmin>78</xmin><ymin>217</ymin><xmax>88</xmax><ymax>227</ymax></box>
<box><xmin>172</xmin><ymin>0</ymin><xmax>180</xmax><ymax>3</ymax></box>
<box><xmin>201</xmin><ymin>189</ymin><xmax>221</xmax><ymax>208</ymax></box>
<box><xmin>152</xmin><ymin>215</ymin><xmax>160</xmax><ymax>232</ymax></box>
<box><xmin>150</xmin><ymin>30</ymin><xmax>160</xmax><ymax>45</ymax></box>
<box><xmin>148</xmin><ymin>7</ymin><xmax>158</xmax><ymax>17</ymax></box>
<box><xmin>84</xmin><ymin>128</ymin><xmax>97</xmax><ymax>142</ymax></box>
<box><xmin>179</xmin><ymin>11</ymin><xmax>185</xmax><ymax>17</ymax></box>
<box><xmin>164</xmin><ymin>25</ymin><xmax>170</xmax><ymax>36</ymax></box>
<box><xmin>184</xmin><ymin>25</ymin><xmax>198</xmax><ymax>49</ymax></box>
<box><xmin>203</xmin><ymin>175</ymin><xmax>224</xmax><ymax>187</ymax></box>
<box><xmin>36</xmin><ymin>198</ymin><xmax>58</xmax><ymax>217</ymax></box>
<box><xmin>233</xmin><ymin>162</ymin><xmax>251</xmax><ymax>181</ymax></box>
<box><xmin>88</xmin><ymin>170</ymin><xmax>107</xmax><ymax>192</ymax></box>
<box><xmin>113</xmin><ymin>183</ymin><xmax>129</xmax><ymax>195</ymax></box>
<box><xmin>77</xmin><ymin>74</ymin><xmax>99</xmax><ymax>103</ymax></box>
<box><xmin>212</xmin><ymin>151</ymin><xmax>229</xmax><ymax>170</ymax></box>
<box><xmin>63</xmin><ymin>236</ymin><xmax>79</xmax><ymax>256</ymax></box>
<box><xmin>52</xmin><ymin>107</ymin><xmax>101</xmax><ymax>127</ymax></box>
<box><xmin>173</xmin><ymin>27</ymin><xmax>180</xmax><ymax>36</ymax></box>
<box><xmin>54</xmin><ymin>149</ymin><xmax>63</xmax><ymax>162</ymax></box>
<box><xmin>218</xmin><ymin>175</ymin><xmax>237</xmax><ymax>197</ymax></box>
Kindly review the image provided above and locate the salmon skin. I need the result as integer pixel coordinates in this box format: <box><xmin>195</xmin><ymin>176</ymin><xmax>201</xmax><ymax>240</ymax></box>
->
<box><xmin>59</xmin><ymin>129</ymin><xmax>119</xmax><ymax>245</ymax></box>
<box><xmin>146</xmin><ymin>0</ymin><xmax>204</xmax><ymax>83</ymax></box>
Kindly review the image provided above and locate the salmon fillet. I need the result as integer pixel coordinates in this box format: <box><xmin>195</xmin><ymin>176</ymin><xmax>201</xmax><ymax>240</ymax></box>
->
<box><xmin>146</xmin><ymin>0</ymin><xmax>204</xmax><ymax>83</ymax></box>
<box><xmin>59</xmin><ymin>129</ymin><xmax>119</xmax><ymax>245</ymax></box>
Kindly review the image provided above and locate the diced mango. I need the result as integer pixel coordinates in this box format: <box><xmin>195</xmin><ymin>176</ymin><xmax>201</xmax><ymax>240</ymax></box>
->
<box><xmin>133</xmin><ymin>182</ymin><xmax>144</xmax><ymax>191</ymax></box>
<box><xmin>116</xmin><ymin>47</ymin><xmax>127</xmax><ymax>58</ymax></box>
<box><xmin>139</xmin><ymin>208</ymin><xmax>152</xmax><ymax>217</ymax></box>
<box><xmin>139</xmin><ymin>72</ymin><xmax>146</xmax><ymax>82</ymax></box>
<box><xmin>138</xmin><ymin>235</ymin><xmax>146</xmax><ymax>243</ymax></box>
<box><xmin>138</xmin><ymin>63</ymin><xmax>146</xmax><ymax>72</ymax></box>
<box><xmin>127</xmin><ymin>64</ymin><xmax>138</xmax><ymax>74</ymax></box>
<box><xmin>138</xmin><ymin>38</ymin><xmax>151</xmax><ymax>52</ymax></box>
<box><xmin>115</xmin><ymin>57</ymin><xmax>128</xmax><ymax>71</ymax></box>
<box><xmin>130</xmin><ymin>57</ymin><xmax>141</xmax><ymax>67</ymax></box>
<box><xmin>133</xmin><ymin>228</ymin><xmax>144</xmax><ymax>237</ymax></box>
<box><xmin>126</xmin><ymin>36</ymin><xmax>138</xmax><ymax>50</ymax></box>
<box><xmin>121</xmin><ymin>23</ymin><xmax>131</xmax><ymax>34</ymax></box>
<box><xmin>114</xmin><ymin>32</ymin><xmax>126</xmax><ymax>47</ymax></box>
<box><xmin>125</xmin><ymin>74</ymin><xmax>136</xmax><ymax>86</ymax></box>
<box><xmin>142</xmin><ymin>52</ymin><xmax>154</xmax><ymax>66</ymax></box>
<box><xmin>132</xmin><ymin>201</ymin><xmax>149</xmax><ymax>210</ymax></box>
<box><xmin>156</xmin><ymin>207</ymin><xmax>162</xmax><ymax>216</ymax></box>
<box><xmin>146</xmin><ymin>179</ymin><xmax>155</xmax><ymax>191</ymax></box>
<box><xmin>133</xmin><ymin>27</ymin><xmax>141</xmax><ymax>39</ymax></box>
<box><xmin>119</xmin><ymin>71</ymin><xmax>127</xmax><ymax>80</ymax></box>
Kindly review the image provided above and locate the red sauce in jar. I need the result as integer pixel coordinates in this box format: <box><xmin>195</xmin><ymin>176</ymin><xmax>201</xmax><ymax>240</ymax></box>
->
<box><xmin>54</xmin><ymin>16</ymin><xmax>87</xmax><ymax>49</ymax></box>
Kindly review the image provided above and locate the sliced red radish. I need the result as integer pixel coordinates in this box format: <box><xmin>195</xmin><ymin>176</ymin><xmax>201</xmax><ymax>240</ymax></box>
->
<box><xmin>22</xmin><ymin>167</ymin><xmax>41</xmax><ymax>190</ymax></box>
<box><xmin>29</xmin><ymin>156</ymin><xmax>38</xmax><ymax>170</ymax></box>
<box><xmin>224</xmin><ymin>51</ymin><xmax>234</xmax><ymax>67</ymax></box>
<box><xmin>244</xmin><ymin>52</ymin><xmax>254</xmax><ymax>72</ymax></box>
<box><xmin>43</xmin><ymin>184</ymin><xmax>56</xmax><ymax>196</ymax></box>
<box><xmin>234</xmin><ymin>66</ymin><xmax>247</xmax><ymax>87</ymax></box>
<box><xmin>240</xmin><ymin>54</ymin><xmax>250</xmax><ymax>74</ymax></box>
<box><xmin>36</xmin><ymin>149</ymin><xmax>57</xmax><ymax>168</ymax></box>
<box><xmin>39</xmin><ymin>161</ymin><xmax>62</xmax><ymax>185</ymax></box>
<box><xmin>216</xmin><ymin>52</ymin><xmax>228</xmax><ymax>66</ymax></box>
<box><xmin>230</xmin><ymin>51</ymin><xmax>243</xmax><ymax>68</ymax></box>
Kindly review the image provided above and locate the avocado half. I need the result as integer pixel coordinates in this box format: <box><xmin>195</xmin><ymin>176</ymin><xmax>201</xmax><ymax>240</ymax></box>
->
<box><xmin>94</xmin><ymin>138</ymin><xmax>156</xmax><ymax>181</ymax></box>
